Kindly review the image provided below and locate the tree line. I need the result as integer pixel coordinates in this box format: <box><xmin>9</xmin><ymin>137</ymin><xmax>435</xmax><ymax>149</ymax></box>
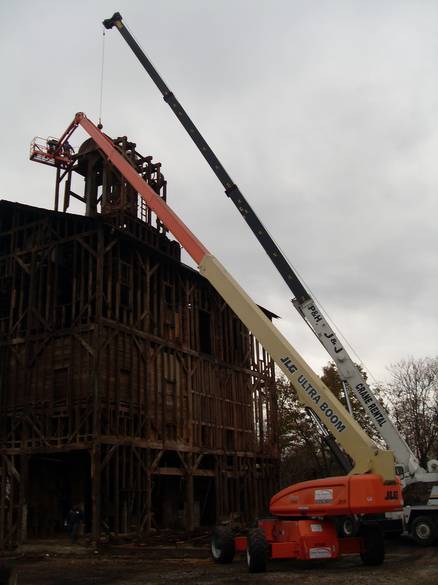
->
<box><xmin>277</xmin><ymin>356</ymin><xmax>438</xmax><ymax>486</ymax></box>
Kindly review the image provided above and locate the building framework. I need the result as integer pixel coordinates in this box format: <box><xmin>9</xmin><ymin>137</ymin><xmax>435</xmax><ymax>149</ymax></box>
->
<box><xmin>0</xmin><ymin>135</ymin><xmax>279</xmax><ymax>547</ymax></box>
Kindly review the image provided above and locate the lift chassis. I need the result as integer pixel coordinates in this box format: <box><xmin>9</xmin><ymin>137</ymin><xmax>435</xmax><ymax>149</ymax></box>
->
<box><xmin>212</xmin><ymin>474</ymin><xmax>399</xmax><ymax>572</ymax></box>
<box><xmin>213</xmin><ymin>518</ymin><xmax>380</xmax><ymax>572</ymax></box>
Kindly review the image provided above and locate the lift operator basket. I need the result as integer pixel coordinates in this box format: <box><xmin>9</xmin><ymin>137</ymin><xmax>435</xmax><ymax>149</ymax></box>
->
<box><xmin>30</xmin><ymin>136</ymin><xmax>74</xmax><ymax>169</ymax></box>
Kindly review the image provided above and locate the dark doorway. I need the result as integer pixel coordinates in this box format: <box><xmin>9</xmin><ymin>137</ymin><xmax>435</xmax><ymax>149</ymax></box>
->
<box><xmin>27</xmin><ymin>451</ymin><xmax>91</xmax><ymax>538</ymax></box>
<box><xmin>152</xmin><ymin>476</ymin><xmax>185</xmax><ymax>529</ymax></box>
<box><xmin>195</xmin><ymin>477</ymin><xmax>216</xmax><ymax>526</ymax></box>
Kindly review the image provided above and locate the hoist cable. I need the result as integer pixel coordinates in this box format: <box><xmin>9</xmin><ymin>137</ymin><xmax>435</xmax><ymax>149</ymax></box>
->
<box><xmin>98</xmin><ymin>26</ymin><xmax>106</xmax><ymax>126</ymax></box>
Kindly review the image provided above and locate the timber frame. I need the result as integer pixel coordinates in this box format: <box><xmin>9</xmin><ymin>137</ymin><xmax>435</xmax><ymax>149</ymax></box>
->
<box><xmin>0</xmin><ymin>134</ymin><xmax>279</xmax><ymax>548</ymax></box>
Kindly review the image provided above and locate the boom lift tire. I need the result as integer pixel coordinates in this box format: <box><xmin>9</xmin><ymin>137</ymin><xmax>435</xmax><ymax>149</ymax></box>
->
<box><xmin>246</xmin><ymin>528</ymin><xmax>268</xmax><ymax>573</ymax></box>
<box><xmin>411</xmin><ymin>515</ymin><xmax>437</xmax><ymax>546</ymax></box>
<box><xmin>211</xmin><ymin>526</ymin><xmax>235</xmax><ymax>563</ymax></box>
<box><xmin>359</xmin><ymin>524</ymin><xmax>385</xmax><ymax>566</ymax></box>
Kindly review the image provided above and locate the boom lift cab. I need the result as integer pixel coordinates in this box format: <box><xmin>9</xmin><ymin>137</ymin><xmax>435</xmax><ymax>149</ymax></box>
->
<box><xmin>30</xmin><ymin>136</ymin><xmax>74</xmax><ymax>168</ymax></box>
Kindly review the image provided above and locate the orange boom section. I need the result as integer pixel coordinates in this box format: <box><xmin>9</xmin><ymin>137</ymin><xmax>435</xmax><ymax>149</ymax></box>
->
<box><xmin>76</xmin><ymin>113</ymin><xmax>209</xmax><ymax>265</ymax></box>
<box><xmin>270</xmin><ymin>474</ymin><xmax>402</xmax><ymax>517</ymax></box>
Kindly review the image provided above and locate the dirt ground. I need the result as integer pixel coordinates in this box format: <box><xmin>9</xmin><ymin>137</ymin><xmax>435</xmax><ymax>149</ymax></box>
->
<box><xmin>3</xmin><ymin>536</ymin><xmax>438</xmax><ymax>585</ymax></box>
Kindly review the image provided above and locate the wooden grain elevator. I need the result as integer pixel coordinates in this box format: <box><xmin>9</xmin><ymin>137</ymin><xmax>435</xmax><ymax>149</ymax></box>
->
<box><xmin>0</xmin><ymin>132</ymin><xmax>279</xmax><ymax>548</ymax></box>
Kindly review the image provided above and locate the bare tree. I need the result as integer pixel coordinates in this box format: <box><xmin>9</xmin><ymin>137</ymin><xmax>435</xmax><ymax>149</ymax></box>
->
<box><xmin>276</xmin><ymin>376</ymin><xmax>329</xmax><ymax>485</ymax></box>
<box><xmin>385</xmin><ymin>356</ymin><xmax>438</xmax><ymax>468</ymax></box>
<box><xmin>277</xmin><ymin>363</ymin><xmax>355</xmax><ymax>486</ymax></box>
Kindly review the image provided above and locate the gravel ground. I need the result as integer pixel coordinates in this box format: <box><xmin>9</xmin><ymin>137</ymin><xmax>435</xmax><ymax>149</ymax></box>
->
<box><xmin>2</xmin><ymin>537</ymin><xmax>438</xmax><ymax>585</ymax></box>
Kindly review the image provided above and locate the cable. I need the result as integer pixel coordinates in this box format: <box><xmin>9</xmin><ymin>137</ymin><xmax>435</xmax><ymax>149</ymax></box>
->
<box><xmin>263</xmin><ymin>221</ymin><xmax>380</xmax><ymax>386</ymax></box>
<box><xmin>98</xmin><ymin>26</ymin><xmax>106</xmax><ymax>127</ymax></box>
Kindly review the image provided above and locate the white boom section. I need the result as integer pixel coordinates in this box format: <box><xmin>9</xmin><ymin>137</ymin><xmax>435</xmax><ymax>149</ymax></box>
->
<box><xmin>75</xmin><ymin>112</ymin><xmax>396</xmax><ymax>484</ymax></box>
<box><xmin>295</xmin><ymin>298</ymin><xmax>424</xmax><ymax>480</ymax></box>
<box><xmin>200</xmin><ymin>256</ymin><xmax>396</xmax><ymax>483</ymax></box>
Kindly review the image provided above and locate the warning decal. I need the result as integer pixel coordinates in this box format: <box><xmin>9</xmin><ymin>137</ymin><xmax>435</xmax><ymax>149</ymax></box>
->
<box><xmin>314</xmin><ymin>489</ymin><xmax>333</xmax><ymax>504</ymax></box>
<box><xmin>309</xmin><ymin>547</ymin><xmax>332</xmax><ymax>559</ymax></box>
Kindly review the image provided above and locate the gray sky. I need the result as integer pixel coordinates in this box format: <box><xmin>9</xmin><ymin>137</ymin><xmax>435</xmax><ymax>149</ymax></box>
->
<box><xmin>2</xmin><ymin>1</ymin><xmax>437</xmax><ymax>384</ymax></box>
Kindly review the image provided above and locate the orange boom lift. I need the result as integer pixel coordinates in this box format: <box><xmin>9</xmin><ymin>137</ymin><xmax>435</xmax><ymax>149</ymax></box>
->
<box><xmin>31</xmin><ymin>113</ymin><xmax>402</xmax><ymax>572</ymax></box>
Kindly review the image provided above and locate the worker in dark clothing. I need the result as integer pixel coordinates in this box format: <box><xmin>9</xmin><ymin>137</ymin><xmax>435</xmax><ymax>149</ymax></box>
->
<box><xmin>47</xmin><ymin>138</ymin><xmax>58</xmax><ymax>155</ymax></box>
<box><xmin>66</xmin><ymin>507</ymin><xmax>83</xmax><ymax>543</ymax></box>
<box><xmin>63</xmin><ymin>141</ymin><xmax>74</xmax><ymax>157</ymax></box>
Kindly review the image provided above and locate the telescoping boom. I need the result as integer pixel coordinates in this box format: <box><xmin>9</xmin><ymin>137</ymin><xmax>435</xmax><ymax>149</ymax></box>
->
<box><xmin>58</xmin><ymin>112</ymin><xmax>398</xmax><ymax>484</ymax></box>
<box><xmin>37</xmin><ymin>113</ymin><xmax>402</xmax><ymax>569</ymax></box>
<box><xmin>102</xmin><ymin>12</ymin><xmax>423</xmax><ymax>481</ymax></box>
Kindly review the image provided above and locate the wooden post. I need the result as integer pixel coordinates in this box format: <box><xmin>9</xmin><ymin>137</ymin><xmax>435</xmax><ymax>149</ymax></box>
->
<box><xmin>0</xmin><ymin>458</ymin><xmax>6</xmax><ymax>549</ymax></box>
<box><xmin>185</xmin><ymin>454</ymin><xmax>194</xmax><ymax>531</ymax></box>
<box><xmin>91</xmin><ymin>444</ymin><xmax>101</xmax><ymax>544</ymax></box>
<box><xmin>54</xmin><ymin>167</ymin><xmax>61</xmax><ymax>211</ymax></box>
<box><xmin>18</xmin><ymin>454</ymin><xmax>28</xmax><ymax>546</ymax></box>
<box><xmin>146</xmin><ymin>449</ymin><xmax>152</xmax><ymax>532</ymax></box>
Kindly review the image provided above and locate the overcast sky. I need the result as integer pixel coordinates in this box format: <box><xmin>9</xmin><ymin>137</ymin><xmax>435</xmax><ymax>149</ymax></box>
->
<box><xmin>2</xmin><ymin>1</ymin><xmax>437</xmax><ymax>384</ymax></box>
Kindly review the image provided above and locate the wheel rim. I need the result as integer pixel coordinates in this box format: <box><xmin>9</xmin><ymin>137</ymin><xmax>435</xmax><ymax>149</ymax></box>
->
<box><xmin>211</xmin><ymin>541</ymin><xmax>221</xmax><ymax>559</ymax></box>
<box><xmin>417</xmin><ymin>523</ymin><xmax>431</xmax><ymax>540</ymax></box>
<box><xmin>343</xmin><ymin>518</ymin><xmax>354</xmax><ymax>536</ymax></box>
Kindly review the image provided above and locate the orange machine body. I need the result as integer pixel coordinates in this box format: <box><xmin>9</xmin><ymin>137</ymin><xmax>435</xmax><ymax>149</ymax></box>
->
<box><xmin>235</xmin><ymin>518</ymin><xmax>347</xmax><ymax>560</ymax></box>
<box><xmin>269</xmin><ymin>473</ymin><xmax>402</xmax><ymax>517</ymax></box>
<box><xmin>233</xmin><ymin>474</ymin><xmax>402</xmax><ymax>562</ymax></box>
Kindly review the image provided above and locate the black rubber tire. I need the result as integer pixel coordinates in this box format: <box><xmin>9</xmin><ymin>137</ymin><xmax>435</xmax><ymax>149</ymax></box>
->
<box><xmin>411</xmin><ymin>515</ymin><xmax>437</xmax><ymax>546</ymax></box>
<box><xmin>360</xmin><ymin>524</ymin><xmax>385</xmax><ymax>566</ymax></box>
<box><xmin>246</xmin><ymin>527</ymin><xmax>268</xmax><ymax>573</ymax></box>
<box><xmin>211</xmin><ymin>526</ymin><xmax>235</xmax><ymax>564</ymax></box>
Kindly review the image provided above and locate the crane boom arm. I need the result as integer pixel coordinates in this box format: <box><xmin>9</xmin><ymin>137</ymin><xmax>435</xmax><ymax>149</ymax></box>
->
<box><xmin>70</xmin><ymin>112</ymin><xmax>395</xmax><ymax>482</ymax></box>
<box><xmin>102</xmin><ymin>12</ymin><xmax>420</xmax><ymax>477</ymax></box>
